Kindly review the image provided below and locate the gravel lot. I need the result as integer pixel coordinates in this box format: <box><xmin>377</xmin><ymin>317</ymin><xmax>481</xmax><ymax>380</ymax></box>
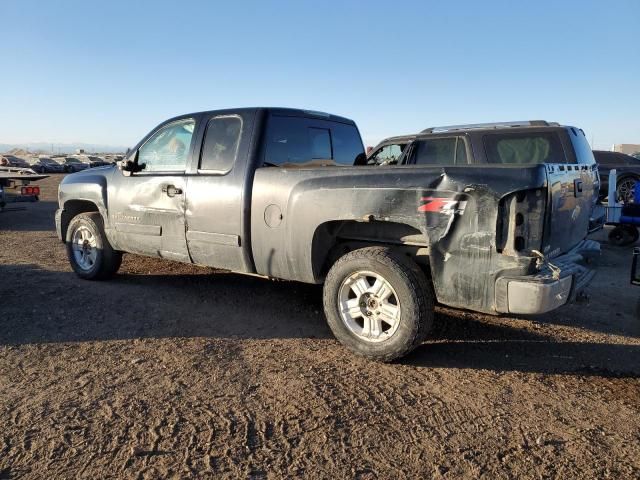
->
<box><xmin>1</xmin><ymin>174</ymin><xmax>639</xmax><ymax>479</ymax></box>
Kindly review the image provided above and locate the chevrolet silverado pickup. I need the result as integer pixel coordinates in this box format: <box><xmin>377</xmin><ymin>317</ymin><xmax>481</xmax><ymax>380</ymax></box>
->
<box><xmin>56</xmin><ymin>110</ymin><xmax>599</xmax><ymax>361</ymax></box>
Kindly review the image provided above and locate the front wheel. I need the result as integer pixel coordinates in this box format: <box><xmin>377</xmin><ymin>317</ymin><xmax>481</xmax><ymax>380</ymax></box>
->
<box><xmin>323</xmin><ymin>247</ymin><xmax>434</xmax><ymax>362</ymax></box>
<box><xmin>66</xmin><ymin>212</ymin><xmax>122</xmax><ymax>280</ymax></box>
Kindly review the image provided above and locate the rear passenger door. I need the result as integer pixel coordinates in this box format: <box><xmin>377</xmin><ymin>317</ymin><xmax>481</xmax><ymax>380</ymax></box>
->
<box><xmin>184</xmin><ymin>112</ymin><xmax>255</xmax><ymax>272</ymax></box>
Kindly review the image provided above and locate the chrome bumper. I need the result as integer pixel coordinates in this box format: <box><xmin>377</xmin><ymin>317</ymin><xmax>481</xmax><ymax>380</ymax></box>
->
<box><xmin>495</xmin><ymin>239</ymin><xmax>600</xmax><ymax>315</ymax></box>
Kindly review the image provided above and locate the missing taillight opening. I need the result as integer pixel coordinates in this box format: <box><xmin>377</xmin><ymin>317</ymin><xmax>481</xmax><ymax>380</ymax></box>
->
<box><xmin>496</xmin><ymin>188</ymin><xmax>546</xmax><ymax>255</ymax></box>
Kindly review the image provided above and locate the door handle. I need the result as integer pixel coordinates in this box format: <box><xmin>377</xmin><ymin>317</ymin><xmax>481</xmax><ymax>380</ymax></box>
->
<box><xmin>574</xmin><ymin>179</ymin><xmax>583</xmax><ymax>197</ymax></box>
<box><xmin>162</xmin><ymin>185</ymin><xmax>183</xmax><ymax>197</ymax></box>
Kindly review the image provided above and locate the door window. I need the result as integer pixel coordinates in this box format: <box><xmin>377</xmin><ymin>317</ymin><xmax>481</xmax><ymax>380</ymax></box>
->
<box><xmin>368</xmin><ymin>144</ymin><xmax>404</xmax><ymax>165</ymax></box>
<box><xmin>199</xmin><ymin>116</ymin><xmax>242</xmax><ymax>172</ymax></box>
<box><xmin>138</xmin><ymin>119</ymin><xmax>195</xmax><ymax>172</ymax></box>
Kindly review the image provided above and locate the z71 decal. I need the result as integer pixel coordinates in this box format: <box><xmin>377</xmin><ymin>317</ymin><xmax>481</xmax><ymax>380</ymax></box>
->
<box><xmin>418</xmin><ymin>197</ymin><xmax>467</xmax><ymax>214</ymax></box>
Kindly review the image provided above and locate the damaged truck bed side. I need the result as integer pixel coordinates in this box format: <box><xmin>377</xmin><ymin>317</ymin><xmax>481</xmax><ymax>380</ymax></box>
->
<box><xmin>56</xmin><ymin>110</ymin><xmax>599</xmax><ymax>361</ymax></box>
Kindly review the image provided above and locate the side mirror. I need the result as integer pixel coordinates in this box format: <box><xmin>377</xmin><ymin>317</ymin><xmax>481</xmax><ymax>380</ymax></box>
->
<box><xmin>118</xmin><ymin>152</ymin><xmax>146</xmax><ymax>176</ymax></box>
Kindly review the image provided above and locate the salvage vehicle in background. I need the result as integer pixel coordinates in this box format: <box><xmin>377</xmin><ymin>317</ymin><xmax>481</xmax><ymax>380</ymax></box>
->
<box><xmin>1</xmin><ymin>155</ymin><xmax>32</xmax><ymax>168</ymax></box>
<box><xmin>592</xmin><ymin>150</ymin><xmax>640</xmax><ymax>203</ymax></box>
<box><xmin>61</xmin><ymin>157</ymin><xmax>90</xmax><ymax>173</ymax></box>
<box><xmin>56</xmin><ymin>110</ymin><xmax>600</xmax><ymax>361</ymax></box>
<box><xmin>86</xmin><ymin>156</ymin><xmax>109</xmax><ymax>167</ymax></box>
<box><xmin>0</xmin><ymin>167</ymin><xmax>45</xmax><ymax>211</ymax></box>
<box><xmin>30</xmin><ymin>157</ymin><xmax>65</xmax><ymax>173</ymax></box>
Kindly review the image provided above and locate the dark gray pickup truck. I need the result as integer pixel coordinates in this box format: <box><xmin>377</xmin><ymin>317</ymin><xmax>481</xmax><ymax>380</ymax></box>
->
<box><xmin>56</xmin><ymin>109</ymin><xmax>599</xmax><ymax>361</ymax></box>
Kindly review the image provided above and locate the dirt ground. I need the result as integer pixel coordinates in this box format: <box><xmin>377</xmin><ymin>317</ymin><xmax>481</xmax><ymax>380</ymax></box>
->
<box><xmin>1</xmin><ymin>175</ymin><xmax>639</xmax><ymax>479</ymax></box>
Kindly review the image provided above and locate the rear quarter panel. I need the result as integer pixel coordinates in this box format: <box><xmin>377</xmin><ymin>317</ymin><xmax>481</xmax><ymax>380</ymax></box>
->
<box><xmin>251</xmin><ymin>165</ymin><xmax>547</xmax><ymax>313</ymax></box>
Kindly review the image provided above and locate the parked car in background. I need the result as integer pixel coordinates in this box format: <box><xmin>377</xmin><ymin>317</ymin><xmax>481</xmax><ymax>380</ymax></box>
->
<box><xmin>1</xmin><ymin>155</ymin><xmax>31</xmax><ymax>168</ymax></box>
<box><xmin>593</xmin><ymin>150</ymin><xmax>640</xmax><ymax>203</ymax></box>
<box><xmin>30</xmin><ymin>157</ymin><xmax>65</xmax><ymax>173</ymax></box>
<box><xmin>61</xmin><ymin>157</ymin><xmax>90</xmax><ymax>173</ymax></box>
<box><xmin>86</xmin><ymin>156</ymin><xmax>110</xmax><ymax>167</ymax></box>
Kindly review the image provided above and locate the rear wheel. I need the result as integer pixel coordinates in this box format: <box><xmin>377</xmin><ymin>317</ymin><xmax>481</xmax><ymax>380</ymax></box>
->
<box><xmin>609</xmin><ymin>225</ymin><xmax>638</xmax><ymax>246</ymax></box>
<box><xmin>323</xmin><ymin>247</ymin><xmax>434</xmax><ymax>362</ymax></box>
<box><xmin>66</xmin><ymin>212</ymin><xmax>122</xmax><ymax>280</ymax></box>
<box><xmin>617</xmin><ymin>176</ymin><xmax>638</xmax><ymax>204</ymax></box>
<box><xmin>625</xmin><ymin>225</ymin><xmax>640</xmax><ymax>244</ymax></box>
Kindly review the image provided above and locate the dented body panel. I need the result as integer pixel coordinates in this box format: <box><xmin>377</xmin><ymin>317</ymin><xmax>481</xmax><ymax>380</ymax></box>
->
<box><xmin>56</xmin><ymin>109</ymin><xmax>599</xmax><ymax>315</ymax></box>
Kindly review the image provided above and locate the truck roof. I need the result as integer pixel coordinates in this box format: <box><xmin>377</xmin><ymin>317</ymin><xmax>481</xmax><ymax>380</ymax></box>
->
<box><xmin>165</xmin><ymin>107</ymin><xmax>357</xmax><ymax>126</ymax></box>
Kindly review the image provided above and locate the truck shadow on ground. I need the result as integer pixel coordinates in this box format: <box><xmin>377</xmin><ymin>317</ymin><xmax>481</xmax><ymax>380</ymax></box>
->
<box><xmin>1</xmin><ymin>263</ymin><xmax>638</xmax><ymax>378</ymax></box>
<box><xmin>0</xmin><ymin>201</ymin><xmax>57</xmax><ymax>232</ymax></box>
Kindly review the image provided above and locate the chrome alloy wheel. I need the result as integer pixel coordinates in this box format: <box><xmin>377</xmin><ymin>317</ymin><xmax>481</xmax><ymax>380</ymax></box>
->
<box><xmin>337</xmin><ymin>270</ymin><xmax>401</xmax><ymax>343</ymax></box>
<box><xmin>617</xmin><ymin>177</ymin><xmax>637</xmax><ymax>204</ymax></box>
<box><xmin>71</xmin><ymin>225</ymin><xmax>98</xmax><ymax>271</ymax></box>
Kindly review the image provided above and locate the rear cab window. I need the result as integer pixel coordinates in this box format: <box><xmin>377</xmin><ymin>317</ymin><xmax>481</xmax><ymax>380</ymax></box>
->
<box><xmin>483</xmin><ymin>132</ymin><xmax>566</xmax><ymax>164</ymax></box>
<box><xmin>263</xmin><ymin>115</ymin><xmax>364</xmax><ymax>167</ymax></box>
<box><xmin>568</xmin><ymin>128</ymin><xmax>596</xmax><ymax>165</ymax></box>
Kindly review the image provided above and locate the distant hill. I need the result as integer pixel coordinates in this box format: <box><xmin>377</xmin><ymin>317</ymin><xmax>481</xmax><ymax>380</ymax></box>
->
<box><xmin>0</xmin><ymin>142</ymin><xmax>127</xmax><ymax>155</ymax></box>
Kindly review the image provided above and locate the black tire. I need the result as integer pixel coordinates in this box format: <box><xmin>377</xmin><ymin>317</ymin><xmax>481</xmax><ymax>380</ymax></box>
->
<box><xmin>624</xmin><ymin>225</ymin><xmax>639</xmax><ymax>244</ymax></box>
<box><xmin>323</xmin><ymin>247</ymin><xmax>434</xmax><ymax>362</ymax></box>
<box><xmin>609</xmin><ymin>226</ymin><xmax>636</xmax><ymax>247</ymax></box>
<box><xmin>66</xmin><ymin>212</ymin><xmax>122</xmax><ymax>280</ymax></box>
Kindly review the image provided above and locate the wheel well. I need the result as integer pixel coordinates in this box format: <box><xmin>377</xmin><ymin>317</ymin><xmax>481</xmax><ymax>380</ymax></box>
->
<box><xmin>60</xmin><ymin>200</ymin><xmax>99</xmax><ymax>240</ymax></box>
<box><xmin>618</xmin><ymin>173</ymin><xmax>640</xmax><ymax>183</ymax></box>
<box><xmin>312</xmin><ymin>220</ymin><xmax>430</xmax><ymax>281</ymax></box>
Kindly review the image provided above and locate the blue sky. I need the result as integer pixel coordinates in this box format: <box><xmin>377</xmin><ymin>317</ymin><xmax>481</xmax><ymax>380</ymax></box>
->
<box><xmin>1</xmin><ymin>0</ymin><xmax>638</xmax><ymax>149</ymax></box>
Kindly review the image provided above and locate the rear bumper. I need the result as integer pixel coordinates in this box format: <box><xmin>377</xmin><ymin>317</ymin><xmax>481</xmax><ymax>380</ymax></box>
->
<box><xmin>495</xmin><ymin>239</ymin><xmax>600</xmax><ymax>314</ymax></box>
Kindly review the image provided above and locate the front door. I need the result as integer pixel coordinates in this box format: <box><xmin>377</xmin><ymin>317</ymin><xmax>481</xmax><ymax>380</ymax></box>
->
<box><xmin>108</xmin><ymin>118</ymin><xmax>196</xmax><ymax>262</ymax></box>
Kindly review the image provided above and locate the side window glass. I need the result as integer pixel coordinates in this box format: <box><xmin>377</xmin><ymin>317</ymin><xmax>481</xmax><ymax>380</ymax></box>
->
<box><xmin>264</xmin><ymin>116</ymin><xmax>307</xmax><ymax>166</ymax></box>
<box><xmin>368</xmin><ymin>144</ymin><xmax>403</xmax><ymax>165</ymax></box>
<box><xmin>138</xmin><ymin>119</ymin><xmax>195</xmax><ymax>172</ymax></box>
<box><xmin>483</xmin><ymin>132</ymin><xmax>565</xmax><ymax>164</ymax></box>
<box><xmin>455</xmin><ymin>137</ymin><xmax>468</xmax><ymax>164</ymax></box>
<box><xmin>199</xmin><ymin>116</ymin><xmax>242</xmax><ymax>172</ymax></box>
<box><xmin>414</xmin><ymin>138</ymin><xmax>457</xmax><ymax>165</ymax></box>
